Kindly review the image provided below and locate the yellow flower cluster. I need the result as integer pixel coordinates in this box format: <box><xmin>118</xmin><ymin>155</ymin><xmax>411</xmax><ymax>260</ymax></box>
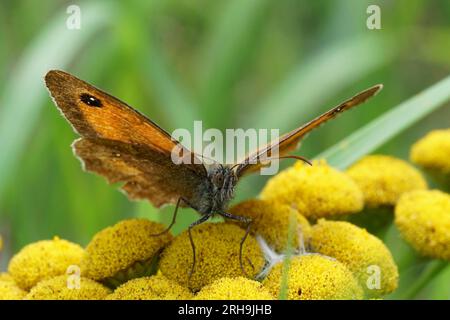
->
<box><xmin>1</xmin><ymin>218</ymin><xmax>271</xmax><ymax>300</ymax></box>
<box><xmin>229</xmin><ymin>199</ymin><xmax>311</xmax><ymax>252</ymax></box>
<box><xmin>0</xmin><ymin>266</ymin><xmax>26</xmax><ymax>300</ymax></box>
<box><xmin>347</xmin><ymin>155</ymin><xmax>427</xmax><ymax>208</ymax></box>
<box><xmin>263</xmin><ymin>254</ymin><xmax>363</xmax><ymax>300</ymax></box>
<box><xmin>261</xmin><ymin>160</ymin><xmax>363</xmax><ymax>220</ymax></box>
<box><xmin>0</xmin><ymin>219</ymin><xmax>177</xmax><ymax>300</ymax></box>
<box><xmin>81</xmin><ymin>219</ymin><xmax>172</xmax><ymax>286</ymax></box>
<box><xmin>159</xmin><ymin>222</ymin><xmax>265</xmax><ymax>292</ymax></box>
<box><xmin>25</xmin><ymin>275</ymin><xmax>111</xmax><ymax>300</ymax></box>
<box><xmin>0</xmin><ymin>273</ymin><xmax>14</xmax><ymax>282</ymax></box>
<box><xmin>0</xmin><ymin>281</ymin><xmax>26</xmax><ymax>300</ymax></box>
<box><xmin>2</xmin><ymin>130</ymin><xmax>448</xmax><ymax>300</ymax></box>
<box><xmin>194</xmin><ymin>277</ymin><xmax>274</xmax><ymax>300</ymax></box>
<box><xmin>395</xmin><ymin>190</ymin><xmax>450</xmax><ymax>260</ymax></box>
<box><xmin>309</xmin><ymin>220</ymin><xmax>398</xmax><ymax>298</ymax></box>
<box><xmin>410</xmin><ymin>129</ymin><xmax>450</xmax><ymax>175</ymax></box>
<box><xmin>8</xmin><ymin>236</ymin><xmax>84</xmax><ymax>290</ymax></box>
<box><xmin>107</xmin><ymin>274</ymin><xmax>193</xmax><ymax>300</ymax></box>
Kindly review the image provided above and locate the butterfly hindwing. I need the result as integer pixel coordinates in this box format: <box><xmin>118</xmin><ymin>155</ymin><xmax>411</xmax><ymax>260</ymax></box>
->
<box><xmin>72</xmin><ymin>138</ymin><xmax>205</xmax><ymax>207</ymax></box>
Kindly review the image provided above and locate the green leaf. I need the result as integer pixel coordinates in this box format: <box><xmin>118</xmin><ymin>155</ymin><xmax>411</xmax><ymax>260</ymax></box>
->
<box><xmin>398</xmin><ymin>260</ymin><xmax>448</xmax><ymax>299</ymax></box>
<box><xmin>0</xmin><ymin>1</ymin><xmax>114</xmax><ymax>204</ymax></box>
<box><xmin>316</xmin><ymin>74</ymin><xmax>450</xmax><ymax>169</ymax></box>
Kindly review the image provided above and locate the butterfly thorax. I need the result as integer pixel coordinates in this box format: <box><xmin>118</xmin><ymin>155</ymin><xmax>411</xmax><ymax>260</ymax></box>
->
<box><xmin>194</xmin><ymin>165</ymin><xmax>237</xmax><ymax>215</ymax></box>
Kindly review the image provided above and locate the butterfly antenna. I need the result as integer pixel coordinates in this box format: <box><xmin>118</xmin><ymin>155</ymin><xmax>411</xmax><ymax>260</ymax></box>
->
<box><xmin>253</xmin><ymin>154</ymin><xmax>313</xmax><ymax>167</ymax></box>
<box><xmin>230</xmin><ymin>163</ymin><xmax>241</xmax><ymax>170</ymax></box>
<box><xmin>277</xmin><ymin>155</ymin><xmax>313</xmax><ymax>166</ymax></box>
<box><xmin>198</xmin><ymin>153</ymin><xmax>217</xmax><ymax>164</ymax></box>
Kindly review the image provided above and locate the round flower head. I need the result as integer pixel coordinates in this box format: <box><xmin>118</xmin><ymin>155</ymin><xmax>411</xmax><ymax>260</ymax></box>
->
<box><xmin>395</xmin><ymin>190</ymin><xmax>450</xmax><ymax>260</ymax></box>
<box><xmin>229</xmin><ymin>199</ymin><xmax>311</xmax><ymax>252</ymax></box>
<box><xmin>195</xmin><ymin>277</ymin><xmax>274</xmax><ymax>300</ymax></box>
<box><xmin>81</xmin><ymin>219</ymin><xmax>172</xmax><ymax>286</ymax></box>
<box><xmin>309</xmin><ymin>220</ymin><xmax>398</xmax><ymax>298</ymax></box>
<box><xmin>346</xmin><ymin>155</ymin><xmax>427</xmax><ymax>208</ymax></box>
<box><xmin>410</xmin><ymin>129</ymin><xmax>450</xmax><ymax>175</ymax></box>
<box><xmin>263</xmin><ymin>254</ymin><xmax>363</xmax><ymax>300</ymax></box>
<box><xmin>261</xmin><ymin>160</ymin><xmax>363</xmax><ymax>220</ymax></box>
<box><xmin>25</xmin><ymin>275</ymin><xmax>110</xmax><ymax>300</ymax></box>
<box><xmin>0</xmin><ymin>281</ymin><xmax>26</xmax><ymax>300</ymax></box>
<box><xmin>8</xmin><ymin>236</ymin><xmax>84</xmax><ymax>290</ymax></box>
<box><xmin>159</xmin><ymin>223</ymin><xmax>265</xmax><ymax>292</ymax></box>
<box><xmin>107</xmin><ymin>274</ymin><xmax>193</xmax><ymax>300</ymax></box>
<box><xmin>0</xmin><ymin>273</ymin><xmax>14</xmax><ymax>283</ymax></box>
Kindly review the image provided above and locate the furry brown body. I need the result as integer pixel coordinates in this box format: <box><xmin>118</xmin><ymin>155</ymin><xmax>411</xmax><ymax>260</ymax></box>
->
<box><xmin>195</xmin><ymin>165</ymin><xmax>237</xmax><ymax>215</ymax></box>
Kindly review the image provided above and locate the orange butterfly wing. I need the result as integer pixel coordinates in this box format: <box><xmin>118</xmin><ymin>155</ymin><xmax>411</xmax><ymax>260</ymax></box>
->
<box><xmin>235</xmin><ymin>84</ymin><xmax>383</xmax><ymax>177</ymax></box>
<box><xmin>45</xmin><ymin>70</ymin><xmax>206</xmax><ymax>207</ymax></box>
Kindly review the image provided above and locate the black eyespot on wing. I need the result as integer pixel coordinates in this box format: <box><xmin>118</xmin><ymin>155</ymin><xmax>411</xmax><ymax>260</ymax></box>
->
<box><xmin>80</xmin><ymin>93</ymin><xmax>102</xmax><ymax>107</ymax></box>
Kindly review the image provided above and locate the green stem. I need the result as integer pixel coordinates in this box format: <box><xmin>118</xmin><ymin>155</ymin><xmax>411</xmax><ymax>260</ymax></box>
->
<box><xmin>401</xmin><ymin>260</ymin><xmax>448</xmax><ymax>299</ymax></box>
<box><xmin>278</xmin><ymin>213</ymin><xmax>297</xmax><ymax>300</ymax></box>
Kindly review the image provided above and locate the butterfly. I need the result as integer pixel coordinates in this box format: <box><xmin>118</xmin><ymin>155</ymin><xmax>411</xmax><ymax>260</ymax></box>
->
<box><xmin>45</xmin><ymin>70</ymin><xmax>382</xmax><ymax>277</ymax></box>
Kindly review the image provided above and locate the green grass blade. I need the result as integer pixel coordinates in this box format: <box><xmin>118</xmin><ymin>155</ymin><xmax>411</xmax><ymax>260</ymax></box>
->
<box><xmin>252</xmin><ymin>35</ymin><xmax>395</xmax><ymax>130</ymax></box>
<box><xmin>143</xmin><ymin>41</ymin><xmax>200</xmax><ymax>129</ymax></box>
<box><xmin>199</xmin><ymin>0</ymin><xmax>271</xmax><ymax>128</ymax></box>
<box><xmin>316</xmin><ymin>74</ymin><xmax>450</xmax><ymax>169</ymax></box>
<box><xmin>278</xmin><ymin>212</ymin><xmax>297</xmax><ymax>300</ymax></box>
<box><xmin>0</xmin><ymin>1</ymin><xmax>113</xmax><ymax>203</ymax></box>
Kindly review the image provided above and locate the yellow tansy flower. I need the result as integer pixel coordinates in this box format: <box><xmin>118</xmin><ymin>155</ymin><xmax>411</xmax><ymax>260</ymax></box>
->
<box><xmin>25</xmin><ymin>275</ymin><xmax>110</xmax><ymax>300</ymax></box>
<box><xmin>195</xmin><ymin>277</ymin><xmax>274</xmax><ymax>300</ymax></box>
<box><xmin>107</xmin><ymin>274</ymin><xmax>193</xmax><ymax>300</ymax></box>
<box><xmin>410</xmin><ymin>129</ymin><xmax>450</xmax><ymax>174</ymax></box>
<box><xmin>8</xmin><ymin>236</ymin><xmax>84</xmax><ymax>290</ymax></box>
<box><xmin>0</xmin><ymin>281</ymin><xmax>26</xmax><ymax>300</ymax></box>
<box><xmin>0</xmin><ymin>273</ymin><xmax>14</xmax><ymax>283</ymax></box>
<box><xmin>81</xmin><ymin>219</ymin><xmax>172</xmax><ymax>286</ymax></box>
<box><xmin>263</xmin><ymin>254</ymin><xmax>363</xmax><ymax>300</ymax></box>
<box><xmin>159</xmin><ymin>223</ymin><xmax>265</xmax><ymax>292</ymax></box>
<box><xmin>395</xmin><ymin>190</ymin><xmax>450</xmax><ymax>260</ymax></box>
<box><xmin>229</xmin><ymin>199</ymin><xmax>311</xmax><ymax>252</ymax></box>
<box><xmin>309</xmin><ymin>220</ymin><xmax>398</xmax><ymax>298</ymax></box>
<box><xmin>261</xmin><ymin>160</ymin><xmax>363</xmax><ymax>220</ymax></box>
<box><xmin>347</xmin><ymin>155</ymin><xmax>427</xmax><ymax>208</ymax></box>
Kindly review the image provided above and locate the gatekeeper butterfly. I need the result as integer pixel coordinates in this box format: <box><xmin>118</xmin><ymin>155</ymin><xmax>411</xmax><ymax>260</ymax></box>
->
<box><xmin>45</xmin><ymin>70</ymin><xmax>382</xmax><ymax>276</ymax></box>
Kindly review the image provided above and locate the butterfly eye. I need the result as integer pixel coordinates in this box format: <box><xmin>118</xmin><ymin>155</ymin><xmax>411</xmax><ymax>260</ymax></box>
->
<box><xmin>213</xmin><ymin>173</ymin><xmax>224</xmax><ymax>187</ymax></box>
<box><xmin>80</xmin><ymin>93</ymin><xmax>102</xmax><ymax>108</ymax></box>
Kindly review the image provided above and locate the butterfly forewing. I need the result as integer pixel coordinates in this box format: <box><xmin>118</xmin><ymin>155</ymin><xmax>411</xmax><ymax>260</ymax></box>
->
<box><xmin>45</xmin><ymin>70</ymin><xmax>206</xmax><ymax>207</ymax></box>
<box><xmin>235</xmin><ymin>84</ymin><xmax>383</xmax><ymax>177</ymax></box>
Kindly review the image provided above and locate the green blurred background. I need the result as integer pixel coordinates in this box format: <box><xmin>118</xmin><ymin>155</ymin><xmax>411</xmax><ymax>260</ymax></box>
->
<box><xmin>0</xmin><ymin>0</ymin><xmax>449</xmax><ymax>299</ymax></box>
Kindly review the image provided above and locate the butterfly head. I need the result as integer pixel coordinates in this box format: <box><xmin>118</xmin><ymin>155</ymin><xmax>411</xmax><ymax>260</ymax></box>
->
<box><xmin>208</xmin><ymin>165</ymin><xmax>238</xmax><ymax>209</ymax></box>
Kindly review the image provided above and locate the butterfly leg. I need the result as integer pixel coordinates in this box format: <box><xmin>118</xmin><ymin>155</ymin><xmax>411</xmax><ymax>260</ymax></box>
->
<box><xmin>220</xmin><ymin>211</ymin><xmax>253</xmax><ymax>278</ymax></box>
<box><xmin>188</xmin><ymin>213</ymin><xmax>213</xmax><ymax>281</ymax></box>
<box><xmin>150</xmin><ymin>197</ymin><xmax>190</xmax><ymax>237</ymax></box>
